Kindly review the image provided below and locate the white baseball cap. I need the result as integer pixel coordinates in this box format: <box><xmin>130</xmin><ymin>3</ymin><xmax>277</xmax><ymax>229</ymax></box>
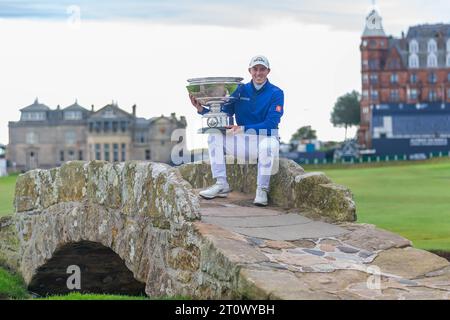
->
<box><xmin>249</xmin><ymin>55</ymin><xmax>270</xmax><ymax>69</ymax></box>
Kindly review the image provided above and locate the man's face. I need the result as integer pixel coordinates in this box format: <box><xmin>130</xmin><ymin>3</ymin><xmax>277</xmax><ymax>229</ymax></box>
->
<box><xmin>249</xmin><ymin>65</ymin><xmax>270</xmax><ymax>85</ymax></box>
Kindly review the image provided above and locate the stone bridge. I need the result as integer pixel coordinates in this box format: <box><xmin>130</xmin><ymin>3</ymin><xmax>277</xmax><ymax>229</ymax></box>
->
<box><xmin>0</xmin><ymin>159</ymin><xmax>449</xmax><ymax>299</ymax></box>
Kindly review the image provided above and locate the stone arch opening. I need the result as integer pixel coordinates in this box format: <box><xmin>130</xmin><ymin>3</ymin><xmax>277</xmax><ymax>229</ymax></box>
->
<box><xmin>28</xmin><ymin>241</ymin><xmax>146</xmax><ymax>297</ymax></box>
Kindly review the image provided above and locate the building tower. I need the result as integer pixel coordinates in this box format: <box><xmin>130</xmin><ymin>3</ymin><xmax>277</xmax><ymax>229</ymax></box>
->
<box><xmin>358</xmin><ymin>7</ymin><xmax>388</xmax><ymax>148</ymax></box>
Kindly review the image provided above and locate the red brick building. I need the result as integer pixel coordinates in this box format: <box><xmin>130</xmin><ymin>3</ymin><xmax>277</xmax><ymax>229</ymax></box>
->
<box><xmin>358</xmin><ymin>9</ymin><xmax>450</xmax><ymax>148</ymax></box>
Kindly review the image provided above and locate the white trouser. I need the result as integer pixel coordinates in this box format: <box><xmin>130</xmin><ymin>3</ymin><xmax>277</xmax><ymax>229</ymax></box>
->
<box><xmin>207</xmin><ymin>132</ymin><xmax>280</xmax><ymax>189</ymax></box>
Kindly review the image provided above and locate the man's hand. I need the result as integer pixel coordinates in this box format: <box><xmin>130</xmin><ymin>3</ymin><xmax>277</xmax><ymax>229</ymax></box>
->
<box><xmin>225</xmin><ymin>125</ymin><xmax>243</xmax><ymax>134</ymax></box>
<box><xmin>189</xmin><ymin>94</ymin><xmax>204</xmax><ymax>113</ymax></box>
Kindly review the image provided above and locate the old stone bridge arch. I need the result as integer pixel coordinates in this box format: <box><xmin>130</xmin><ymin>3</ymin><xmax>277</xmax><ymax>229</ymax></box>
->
<box><xmin>1</xmin><ymin>159</ymin><xmax>360</xmax><ymax>299</ymax></box>
<box><xmin>10</xmin><ymin>161</ymin><xmax>207</xmax><ymax>297</ymax></box>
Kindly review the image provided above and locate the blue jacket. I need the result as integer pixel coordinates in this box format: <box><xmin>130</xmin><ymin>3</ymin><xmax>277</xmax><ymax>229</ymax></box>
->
<box><xmin>198</xmin><ymin>79</ymin><xmax>284</xmax><ymax>136</ymax></box>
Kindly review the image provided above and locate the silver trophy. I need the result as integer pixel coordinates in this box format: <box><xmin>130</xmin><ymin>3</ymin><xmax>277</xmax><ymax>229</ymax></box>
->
<box><xmin>187</xmin><ymin>77</ymin><xmax>243</xmax><ymax>133</ymax></box>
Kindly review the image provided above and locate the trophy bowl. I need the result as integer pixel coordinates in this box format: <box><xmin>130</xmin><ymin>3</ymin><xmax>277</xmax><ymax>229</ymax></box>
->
<box><xmin>187</xmin><ymin>77</ymin><xmax>244</xmax><ymax>133</ymax></box>
<box><xmin>186</xmin><ymin>77</ymin><xmax>243</xmax><ymax>106</ymax></box>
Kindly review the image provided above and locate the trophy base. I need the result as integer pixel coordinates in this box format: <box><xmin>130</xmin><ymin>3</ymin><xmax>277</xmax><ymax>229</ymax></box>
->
<box><xmin>197</xmin><ymin>127</ymin><xmax>228</xmax><ymax>134</ymax></box>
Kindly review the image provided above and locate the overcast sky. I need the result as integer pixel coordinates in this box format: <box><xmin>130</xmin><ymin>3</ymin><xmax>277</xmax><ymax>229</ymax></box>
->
<box><xmin>1</xmin><ymin>0</ymin><xmax>449</xmax><ymax>149</ymax></box>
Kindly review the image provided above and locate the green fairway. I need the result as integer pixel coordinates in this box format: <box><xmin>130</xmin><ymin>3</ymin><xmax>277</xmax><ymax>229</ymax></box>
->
<box><xmin>317</xmin><ymin>159</ymin><xmax>450</xmax><ymax>252</ymax></box>
<box><xmin>0</xmin><ymin>174</ymin><xmax>17</xmax><ymax>217</ymax></box>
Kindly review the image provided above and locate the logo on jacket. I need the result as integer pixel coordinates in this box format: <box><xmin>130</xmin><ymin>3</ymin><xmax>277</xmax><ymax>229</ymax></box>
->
<box><xmin>276</xmin><ymin>105</ymin><xmax>282</xmax><ymax>112</ymax></box>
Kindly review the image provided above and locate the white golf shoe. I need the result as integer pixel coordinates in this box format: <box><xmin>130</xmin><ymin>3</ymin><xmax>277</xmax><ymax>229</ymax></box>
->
<box><xmin>253</xmin><ymin>187</ymin><xmax>268</xmax><ymax>206</ymax></box>
<box><xmin>199</xmin><ymin>183</ymin><xmax>231</xmax><ymax>199</ymax></box>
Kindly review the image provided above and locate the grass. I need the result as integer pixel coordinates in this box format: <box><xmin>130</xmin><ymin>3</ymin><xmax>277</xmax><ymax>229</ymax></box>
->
<box><xmin>35</xmin><ymin>293</ymin><xmax>190</xmax><ymax>300</ymax></box>
<box><xmin>313</xmin><ymin>158</ymin><xmax>450</xmax><ymax>251</ymax></box>
<box><xmin>0</xmin><ymin>267</ymin><xmax>30</xmax><ymax>300</ymax></box>
<box><xmin>0</xmin><ymin>266</ymin><xmax>189</xmax><ymax>300</ymax></box>
<box><xmin>0</xmin><ymin>174</ymin><xmax>17</xmax><ymax>217</ymax></box>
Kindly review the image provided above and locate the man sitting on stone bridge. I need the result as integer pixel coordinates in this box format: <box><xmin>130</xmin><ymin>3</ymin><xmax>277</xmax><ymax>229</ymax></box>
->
<box><xmin>189</xmin><ymin>55</ymin><xmax>284</xmax><ymax>206</ymax></box>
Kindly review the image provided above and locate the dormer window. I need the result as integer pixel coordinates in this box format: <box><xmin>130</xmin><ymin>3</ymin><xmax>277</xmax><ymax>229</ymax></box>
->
<box><xmin>103</xmin><ymin>109</ymin><xmax>115</xmax><ymax>118</ymax></box>
<box><xmin>428</xmin><ymin>39</ymin><xmax>437</xmax><ymax>53</ymax></box>
<box><xmin>409</xmin><ymin>39</ymin><xmax>419</xmax><ymax>53</ymax></box>
<box><xmin>21</xmin><ymin>112</ymin><xmax>46</xmax><ymax>121</ymax></box>
<box><xmin>64</xmin><ymin>111</ymin><xmax>82</xmax><ymax>120</ymax></box>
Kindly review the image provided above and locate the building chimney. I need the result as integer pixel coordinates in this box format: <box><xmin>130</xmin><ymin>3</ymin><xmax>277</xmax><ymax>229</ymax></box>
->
<box><xmin>132</xmin><ymin>104</ymin><xmax>136</xmax><ymax>117</ymax></box>
<box><xmin>91</xmin><ymin>104</ymin><xmax>94</xmax><ymax>112</ymax></box>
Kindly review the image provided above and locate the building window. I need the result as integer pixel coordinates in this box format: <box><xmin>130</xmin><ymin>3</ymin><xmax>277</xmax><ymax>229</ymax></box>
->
<box><xmin>121</xmin><ymin>144</ymin><xmax>126</xmax><ymax>161</ymax></box>
<box><xmin>95</xmin><ymin>121</ymin><xmax>101</xmax><ymax>133</ymax></box>
<box><xmin>60</xmin><ymin>151</ymin><xmax>64</xmax><ymax>162</ymax></box>
<box><xmin>390</xmin><ymin>73</ymin><xmax>398</xmax><ymax>84</ymax></box>
<box><xmin>362</xmin><ymin>90</ymin><xmax>369</xmax><ymax>100</ymax></box>
<box><xmin>64</xmin><ymin>111</ymin><xmax>82</xmax><ymax>120</ymax></box>
<box><xmin>370</xmin><ymin>74</ymin><xmax>378</xmax><ymax>84</ymax></box>
<box><xmin>429</xmin><ymin>90</ymin><xmax>437</xmax><ymax>102</ymax></box>
<box><xmin>104</xmin><ymin>109</ymin><xmax>114</xmax><ymax>117</ymax></box>
<box><xmin>409</xmin><ymin>54</ymin><xmax>419</xmax><ymax>68</ymax></box>
<box><xmin>145</xmin><ymin>149</ymin><xmax>151</xmax><ymax>160</ymax></box>
<box><xmin>362</xmin><ymin>60</ymin><xmax>368</xmax><ymax>69</ymax></box>
<box><xmin>362</xmin><ymin>74</ymin><xmax>369</xmax><ymax>84</ymax></box>
<box><xmin>89</xmin><ymin>122</ymin><xmax>94</xmax><ymax>132</ymax></box>
<box><xmin>428</xmin><ymin>39</ymin><xmax>437</xmax><ymax>53</ymax></box>
<box><xmin>428</xmin><ymin>72</ymin><xmax>437</xmax><ymax>83</ymax></box>
<box><xmin>390</xmin><ymin>89</ymin><xmax>400</xmax><ymax>102</ymax></box>
<box><xmin>112</xmin><ymin>121</ymin><xmax>118</xmax><ymax>132</ymax></box>
<box><xmin>65</xmin><ymin>131</ymin><xmax>77</xmax><ymax>145</ymax></box>
<box><xmin>22</xmin><ymin>112</ymin><xmax>45</xmax><ymax>121</ymax></box>
<box><xmin>408</xmin><ymin>89</ymin><xmax>418</xmax><ymax>100</ymax></box>
<box><xmin>78</xmin><ymin>150</ymin><xmax>83</xmax><ymax>160</ymax></box>
<box><xmin>427</xmin><ymin>53</ymin><xmax>438</xmax><ymax>68</ymax></box>
<box><xmin>120</xmin><ymin>121</ymin><xmax>127</xmax><ymax>132</ymax></box>
<box><xmin>135</xmin><ymin>132</ymin><xmax>145</xmax><ymax>143</ymax></box>
<box><xmin>95</xmin><ymin>144</ymin><xmax>101</xmax><ymax>160</ymax></box>
<box><xmin>370</xmin><ymin>90</ymin><xmax>379</xmax><ymax>101</ymax></box>
<box><xmin>104</xmin><ymin>121</ymin><xmax>111</xmax><ymax>132</ymax></box>
<box><xmin>368</xmin><ymin>59</ymin><xmax>379</xmax><ymax>70</ymax></box>
<box><xmin>104</xmin><ymin>144</ymin><xmax>110</xmax><ymax>161</ymax></box>
<box><xmin>410</xmin><ymin>73</ymin><xmax>417</xmax><ymax>84</ymax></box>
<box><xmin>362</xmin><ymin>107</ymin><xmax>369</xmax><ymax>114</ymax></box>
<box><xmin>113</xmin><ymin>144</ymin><xmax>119</xmax><ymax>162</ymax></box>
<box><xmin>26</xmin><ymin>132</ymin><xmax>38</xmax><ymax>144</ymax></box>
<box><xmin>409</xmin><ymin>39</ymin><xmax>419</xmax><ymax>53</ymax></box>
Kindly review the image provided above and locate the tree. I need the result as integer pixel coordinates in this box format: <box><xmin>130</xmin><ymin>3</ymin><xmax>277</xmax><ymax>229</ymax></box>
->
<box><xmin>290</xmin><ymin>126</ymin><xmax>317</xmax><ymax>142</ymax></box>
<box><xmin>330</xmin><ymin>91</ymin><xmax>361</xmax><ymax>140</ymax></box>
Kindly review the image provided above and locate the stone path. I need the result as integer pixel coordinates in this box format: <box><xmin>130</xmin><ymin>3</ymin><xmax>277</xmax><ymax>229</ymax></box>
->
<box><xmin>195</xmin><ymin>191</ymin><xmax>450</xmax><ymax>300</ymax></box>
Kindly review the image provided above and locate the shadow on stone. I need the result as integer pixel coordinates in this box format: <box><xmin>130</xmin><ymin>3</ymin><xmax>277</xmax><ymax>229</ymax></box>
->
<box><xmin>28</xmin><ymin>241</ymin><xmax>146</xmax><ymax>297</ymax></box>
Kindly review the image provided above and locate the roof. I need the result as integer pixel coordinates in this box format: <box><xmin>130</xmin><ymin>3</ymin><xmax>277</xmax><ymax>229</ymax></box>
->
<box><xmin>20</xmin><ymin>98</ymin><xmax>50</xmax><ymax>112</ymax></box>
<box><xmin>63</xmin><ymin>99</ymin><xmax>89</xmax><ymax>112</ymax></box>
<box><xmin>362</xmin><ymin>9</ymin><xmax>386</xmax><ymax>37</ymax></box>
<box><xmin>406</xmin><ymin>24</ymin><xmax>450</xmax><ymax>39</ymax></box>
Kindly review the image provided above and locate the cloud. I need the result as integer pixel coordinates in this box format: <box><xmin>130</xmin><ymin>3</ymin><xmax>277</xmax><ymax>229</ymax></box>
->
<box><xmin>1</xmin><ymin>0</ymin><xmax>448</xmax><ymax>33</ymax></box>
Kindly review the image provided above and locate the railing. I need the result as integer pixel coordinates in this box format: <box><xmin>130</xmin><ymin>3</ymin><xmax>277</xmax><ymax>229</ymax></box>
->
<box><xmin>293</xmin><ymin>150</ymin><xmax>450</xmax><ymax>165</ymax></box>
